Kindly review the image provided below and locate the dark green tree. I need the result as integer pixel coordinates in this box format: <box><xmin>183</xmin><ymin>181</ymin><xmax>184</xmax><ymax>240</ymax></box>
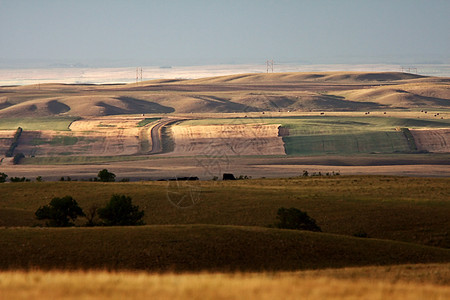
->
<box><xmin>98</xmin><ymin>194</ymin><xmax>144</xmax><ymax>226</ymax></box>
<box><xmin>35</xmin><ymin>196</ymin><xmax>85</xmax><ymax>227</ymax></box>
<box><xmin>13</xmin><ymin>153</ymin><xmax>25</xmax><ymax>165</ymax></box>
<box><xmin>275</xmin><ymin>207</ymin><xmax>321</xmax><ymax>232</ymax></box>
<box><xmin>98</xmin><ymin>169</ymin><xmax>116</xmax><ymax>182</ymax></box>
<box><xmin>0</xmin><ymin>172</ymin><xmax>7</xmax><ymax>183</ymax></box>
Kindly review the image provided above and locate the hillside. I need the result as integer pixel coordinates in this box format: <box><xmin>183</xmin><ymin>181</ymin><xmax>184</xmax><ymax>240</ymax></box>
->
<box><xmin>182</xmin><ymin>71</ymin><xmax>427</xmax><ymax>84</ymax></box>
<box><xmin>0</xmin><ymin>72</ymin><xmax>448</xmax><ymax>117</ymax></box>
<box><xmin>1</xmin><ymin>225</ymin><xmax>450</xmax><ymax>271</ymax></box>
<box><xmin>1</xmin><ymin>177</ymin><xmax>449</xmax><ymax>248</ymax></box>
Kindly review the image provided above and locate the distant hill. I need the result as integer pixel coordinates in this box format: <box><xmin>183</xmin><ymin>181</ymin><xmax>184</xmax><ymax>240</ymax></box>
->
<box><xmin>0</xmin><ymin>72</ymin><xmax>448</xmax><ymax>117</ymax></box>
<box><xmin>182</xmin><ymin>71</ymin><xmax>427</xmax><ymax>84</ymax></box>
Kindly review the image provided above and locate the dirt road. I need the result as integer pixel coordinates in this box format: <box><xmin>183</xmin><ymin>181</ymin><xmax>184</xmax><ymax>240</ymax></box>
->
<box><xmin>149</xmin><ymin>118</ymin><xmax>185</xmax><ymax>154</ymax></box>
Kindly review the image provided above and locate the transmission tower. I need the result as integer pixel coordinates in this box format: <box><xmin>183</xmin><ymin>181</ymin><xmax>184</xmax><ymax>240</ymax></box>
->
<box><xmin>400</xmin><ymin>66</ymin><xmax>418</xmax><ymax>74</ymax></box>
<box><xmin>266</xmin><ymin>59</ymin><xmax>274</xmax><ymax>73</ymax></box>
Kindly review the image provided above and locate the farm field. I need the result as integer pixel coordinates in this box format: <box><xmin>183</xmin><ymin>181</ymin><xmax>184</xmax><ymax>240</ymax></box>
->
<box><xmin>1</xmin><ymin>71</ymin><xmax>450</xmax><ymax>298</ymax></box>
<box><xmin>173</xmin><ymin>115</ymin><xmax>450</xmax><ymax>156</ymax></box>
<box><xmin>0</xmin><ymin>73</ymin><xmax>448</xmax><ymax>180</ymax></box>
<box><xmin>0</xmin><ymin>71</ymin><xmax>449</xmax><ymax>172</ymax></box>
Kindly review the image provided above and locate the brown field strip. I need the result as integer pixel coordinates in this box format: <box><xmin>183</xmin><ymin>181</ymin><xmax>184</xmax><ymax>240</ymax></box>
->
<box><xmin>410</xmin><ymin>128</ymin><xmax>450</xmax><ymax>153</ymax></box>
<box><xmin>170</xmin><ymin>124</ymin><xmax>285</xmax><ymax>156</ymax></box>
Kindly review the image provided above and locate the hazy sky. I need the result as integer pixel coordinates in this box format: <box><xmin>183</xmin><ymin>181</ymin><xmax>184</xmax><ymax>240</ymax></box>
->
<box><xmin>0</xmin><ymin>0</ymin><xmax>449</xmax><ymax>67</ymax></box>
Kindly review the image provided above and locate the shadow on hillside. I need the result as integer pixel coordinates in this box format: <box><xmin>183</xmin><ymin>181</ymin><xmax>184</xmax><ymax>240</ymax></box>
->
<box><xmin>99</xmin><ymin>97</ymin><xmax>175</xmax><ymax>115</ymax></box>
<box><xmin>192</xmin><ymin>95</ymin><xmax>260</xmax><ymax>112</ymax></box>
<box><xmin>47</xmin><ymin>100</ymin><xmax>70</xmax><ymax>114</ymax></box>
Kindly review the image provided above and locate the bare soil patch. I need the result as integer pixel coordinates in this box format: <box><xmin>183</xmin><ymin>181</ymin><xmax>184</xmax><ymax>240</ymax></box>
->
<box><xmin>410</xmin><ymin>129</ymin><xmax>450</xmax><ymax>153</ymax></box>
<box><xmin>170</xmin><ymin>124</ymin><xmax>285</xmax><ymax>156</ymax></box>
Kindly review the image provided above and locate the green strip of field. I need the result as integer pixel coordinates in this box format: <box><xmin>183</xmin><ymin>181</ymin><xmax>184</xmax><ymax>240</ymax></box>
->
<box><xmin>137</xmin><ymin>118</ymin><xmax>160</xmax><ymax>127</ymax></box>
<box><xmin>0</xmin><ymin>117</ymin><xmax>79</xmax><ymax>131</ymax></box>
<box><xmin>283</xmin><ymin>131</ymin><xmax>411</xmax><ymax>155</ymax></box>
<box><xmin>181</xmin><ymin>116</ymin><xmax>450</xmax><ymax>133</ymax></box>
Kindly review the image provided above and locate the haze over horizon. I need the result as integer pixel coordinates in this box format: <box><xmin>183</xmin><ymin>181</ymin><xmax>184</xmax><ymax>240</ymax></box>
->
<box><xmin>1</xmin><ymin>0</ymin><xmax>449</xmax><ymax>68</ymax></box>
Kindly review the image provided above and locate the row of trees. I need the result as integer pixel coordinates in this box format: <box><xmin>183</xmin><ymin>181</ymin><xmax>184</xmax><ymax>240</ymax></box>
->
<box><xmin>0</xmin><ymin>169</ymin><xmax>116</xmax><ymax>183</ymax></box>
<box><xmin>35</xmin><ymin>194</ymin><xmax>144</xmax><ymax>227</ymax></box>
<box><xmin>35</xmin><ymin>195</ymin><xmax>322</xmax><ymax>233</ymax></box>
<box><xmin>36</xmin><ymin>197</ymin><xmax>321</xmax><ymax>233</ymax></box>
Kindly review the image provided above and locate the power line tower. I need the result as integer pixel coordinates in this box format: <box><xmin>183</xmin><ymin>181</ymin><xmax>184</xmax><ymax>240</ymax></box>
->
<box><xmin>266</xmin><ymin>59</ymin><xmax>274</xmax><ymax>73</ymax></box>
<box><xmin>400</xmin><ymin>66</ymin><xmax>418</xmax><ymax>74</ymax></box>
<box><xmin>135</xmin><ymin>67</ymin><xmax>144</xmax><ymax>84</ymax></box>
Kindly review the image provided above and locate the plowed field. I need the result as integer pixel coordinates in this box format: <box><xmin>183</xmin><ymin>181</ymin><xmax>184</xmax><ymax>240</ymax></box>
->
<box><xmin>170</xmin><ymin>124</ymin><xmax>285</xmax><ymax>156</ymax></box>
<box><xmin>410</xmin><ymin>129</ymin><xmax>450</xmax><ymax>153</ymax></box>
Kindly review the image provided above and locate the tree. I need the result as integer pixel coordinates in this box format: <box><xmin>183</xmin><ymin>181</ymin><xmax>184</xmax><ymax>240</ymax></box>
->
<box><xmin>0</xmin><ymin>172</ymin><xmax>7</xmax><ymax>183</ymax></box>
<box><xmin>98</xmin><ymin>169</ymin><xmax>116</xmax><ymax>182</ymax></box>
<box><xmin>35</xmin><ymin>196</ymin><xmax>85</xmax><ymax>227</ymax></box>
<box><xmin>98</xmin><ymin>194</ymin><xmax>144</xmax><ymax>226</ymax></box>
<box><xmin>85</xmin><ymin>204</ymin><xmax>100</xmax><ymax>227</ymax></box>
<box><xmin>275</xmin><ymin>207</ymin><xmax>321</xmax><ymax>232</ymax></box>
<box><xmin>13</xmin><ymin>153</ymin><xmax>25</xmax><ymax>164</ymax></box>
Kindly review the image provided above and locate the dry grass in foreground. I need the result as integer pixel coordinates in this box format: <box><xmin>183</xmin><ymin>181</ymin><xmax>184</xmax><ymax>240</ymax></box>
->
<box><xmin>1</xmin><ymin>265</ymin><xmax>449</xmax><ymax>300</ymax></box>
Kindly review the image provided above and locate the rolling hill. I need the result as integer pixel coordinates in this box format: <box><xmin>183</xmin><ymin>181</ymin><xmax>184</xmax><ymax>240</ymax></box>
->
<box><xmin>0</xmin><ymin>72</ymin><xmax>448</xmax><ymax>117</ymax></box>
<box><xmin>1</xmin><ymin>225</ymin><xmax>450</xmax><ymax>272</ymax></box>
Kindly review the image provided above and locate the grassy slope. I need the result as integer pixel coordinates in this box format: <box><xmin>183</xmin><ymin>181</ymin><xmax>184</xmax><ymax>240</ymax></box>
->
<box><xmin>1</xmin><ymin>177</ymin><xmax>449</xmax><ymax>248</ymax></box>
<box><xmin>1</xmin><ymin>225</ymin><xmax>450</xmax><ymax>272</ymax></box>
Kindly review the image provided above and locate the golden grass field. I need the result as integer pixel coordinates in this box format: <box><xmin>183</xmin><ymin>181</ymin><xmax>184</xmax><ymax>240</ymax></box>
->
<box><xmin>1</xmin><ymin>264</ymin><xmax>450</xmax><ymax>300</ymax></box>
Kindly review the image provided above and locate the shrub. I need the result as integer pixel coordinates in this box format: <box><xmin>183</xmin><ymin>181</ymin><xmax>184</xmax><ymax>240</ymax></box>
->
<box><xmin>275</xmin><ymin>207</ymin><xmax>321</xmax><ymax>232</ymax></box>
<box><xmin>0</xmin><ymin>172</ymin><xmax>7</xmax><ymax>183</ymax></box>
<box><xmin>10</xmin><ymin>176</ymin><xmax>29</xmax><ymax>182</ymax></box>
<box><xmin>223</xmin><ymin>173</ymin><xmax>236</xmax><ymax>180</ymax></box>
<box><xmin>353</xmin><ymin>231</ymin><xmax>369</xmax><ymax>238</ymax></box>
<box><xmin>35</xmin><ymin>196</ymin><xmax>85</xmax><ymax>227</ymax></box>
<box><xmin>98</xmin><ymin>169</ymin><xmax>116</xmax><ymax>182</ymax></box>
<box><xmin>97</xmin><ymin>194</ymin><xmax>144</xmax><ymax>226</ymax></box>
<box><xmin>13</xmin><ymin>153</ymin><xmax>25</xmax><ymax>164</ymax></box>
<box><xmin>85</xmin><ymin>204</ymin><xmax>100</xmax><ymax>227</ymax></box>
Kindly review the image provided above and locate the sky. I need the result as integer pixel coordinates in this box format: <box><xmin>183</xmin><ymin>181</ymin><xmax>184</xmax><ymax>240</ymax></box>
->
<box><xmin>0</xmin><ymin>0</ymin><xmax>449</xmax><ymax>67</ymax></box>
